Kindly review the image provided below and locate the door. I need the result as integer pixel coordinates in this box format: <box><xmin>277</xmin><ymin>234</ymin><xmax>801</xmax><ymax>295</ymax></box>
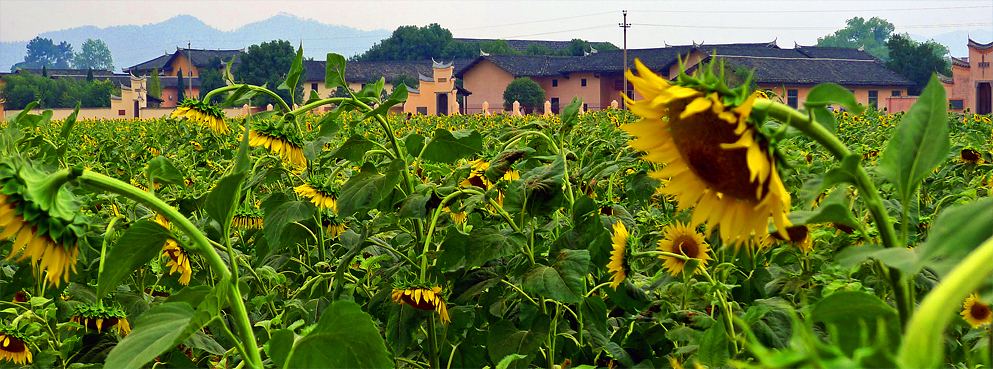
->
<box><xmin>134</xmin><ymin>101</ymin><xmax>140</xmax><ymax>118</ymax></box>
<box><xmin>977</xmin><ymin>82</ymin><xmax>992</xmax><ymax>115</ymax></box>
<box><xmin>436</xmin><ymin>93</ymin><xmax>448</xmax><ymax>116</ymax></box>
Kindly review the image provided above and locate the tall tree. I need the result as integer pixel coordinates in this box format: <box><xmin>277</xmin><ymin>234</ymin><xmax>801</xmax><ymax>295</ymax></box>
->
<box><xmin>86</xmin><ymin>68</ymin><xmax>94</xmax><ymax>82</ymax></box>
<box><xmin>73</xmin><ymin>38</ymin><xmax>115</xmax><ymax>71</ymax></box>
<box><xmin>235</xmin><ymin>40</ymin><xmax>302</xmax><ymax>107</ymax></box>
<box><xmin>148</xmin><ymin>67</ymin><xmax>162</xmax><ymax>99</ymax></box>
<box><xmin>503</xmin><ymin>77</ymin><xmax>545</xmax><ymax>113</ymax></box>
<box><xmin>176</xmin><ymin>68</ymin><xmax>186</xmax><ymax>102</ymax></box>
<box><xmin>816</xmin><ymin>17</ymin><xmax>894</xmax><ymax>60</ymax></box>
<box><xmin>885</xmin><ymin>34</ymin><xmax>952</xmax><ymax>95</ymax></box>
<box><xmin>13</xmin><ymin>37</ymin><xmax>74</xmax><ymax>70</ymax></box>
<box><xmin>199</xmin><ymin>57</ymin><xmax>226</xmax><ymax>103</ymax></box>
<box><xmin>356</xmin><ymin>24</ymin><xmax>453</xmax><ymax>61</ymax></box>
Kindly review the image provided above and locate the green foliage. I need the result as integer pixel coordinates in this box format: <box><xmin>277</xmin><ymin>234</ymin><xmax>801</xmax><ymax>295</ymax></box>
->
<box><xmin>176</xmin><ymin>68</ymin><xmax>186</xmax><ymax>102</ymax></box>
<box><xmin>885</xmin><ymin>34</ymin><xmax>952</xmax><ymax>95</ymax></box>
<box><xmin>12</xmin><ymin>36</ymin><xmax>74</xmax><ymax>70</ymax></box>
<box><xmin>502</xmin><ymin>77</ymin><xmax>545</xmax><ymax>112</ymax></box>
<box><xmin>72</xmin><ymin>38</ymin><xmax>114</xmax><ymax>71</ymax></box>
<box><xmin>235</xmin><ymin>39</ymin><xmax>304</xmax><ymax>107</ymax></box>
<box><xmin>284</xmin><ymin>300</ymin><xmax>394</xmax><ymax>368</ymax></box>
<box><xmin>147</xmin><ymin>67</ymin><xmax>162</xmax><ymax>99</ymax></box>
<box><xmin>816</xmin><ymin>16</ymin><xmax>894</xmax><ymax>60</ymax></box>
<box><xmin>355</xmin><ymin>23</ymin><xmax>453</xmax><ymax>61</ymax></box>
<box><xmin>199</xmin><ymin>58</ymin><xmax>227</xmax><ymax>104</ymax></box>
<box><xmin>0</xmin><ymin>70</ymin><xmax>115</xmax><ymax>109</ymax></box>
<box><xmin>390</xmin><ymin>73</ymin><xmax>418</xmax><ymax>90</ymax></box>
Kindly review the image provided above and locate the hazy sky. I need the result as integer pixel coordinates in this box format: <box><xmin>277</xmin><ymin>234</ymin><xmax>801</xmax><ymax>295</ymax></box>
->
<box><xmin>1</xmin><ymin>0</ymin><xmax>991</xmax><ymax>49</ymax></box>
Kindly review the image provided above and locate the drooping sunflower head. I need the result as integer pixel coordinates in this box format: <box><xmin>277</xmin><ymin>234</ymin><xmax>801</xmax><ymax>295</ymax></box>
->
<box><xmin>958</xmin><ymin>148</ymin><xmax>984</xmax><ymax>164</ymax></box>
<box><xmin>621</xmin><ymin>58</ymin><xmax>792</xmax><ymax>246</ymax></box>
<box><xmin>0</xmin><ymin>327</ymin><xmax>32</xmax><ymax>365</ymax></box>
<box><xmin>323</xmin><ymin>213</ymin><xmax>348</xmax><ymax>239</ymax></box>
<box><xmin>656</xmin><ymin>222</ymin><xmax>712</xmax><ymax>276</ymax></box>
<box><xmin>961</xmin><ymin>293</ymin><xmax>992</xmax><ymax>328</ymax></box>
<box><xmin>769</xmin><ymin>224</ymin><xmax>813</xmax><ymax>253</ymax></box>
<box><xmin>607</xmin><ymin>221</ymin><xmax>631</xmax><ymax>289</ymax></box>
<box><xmin>153</xmin><ymin>214</ymin><xmax>193</xmax><ymax>285</ymax></box>
<box><xmin>443</xmin><ymin>206</ymin><xmax>468</xmax><ymax>224</ymax></box>
<box><xmin>247</xmin><ymin>120</ymin><xmax>306</xmax><ymax>169</ymax></box>
<box><xmin>70</xmin><ymin>304</ymin><xmax>132</xmax><ymax>336</ymax></box>
<box><xmin>172</xmin><ymin>99</ymin><xmax>229</xmax><ymax>134</ymax></box>
<box><xmin>294</xmin><ymin>180</ymin><xmax>339</xmax><ymax>214</ymax></box>
<box><xmin>0</xmin><ymin>159</ymin><xmax>88</xmax><ymax>287</ymax></box>
<box><xmin>233</xmin><ymin>208</ymin><xmax>264</xmax><ymax>229</ymax></box>
<box><xmin>391</xmin><ymin>285</ymin><xmax>450</xmax><ymax>324</ymax></box>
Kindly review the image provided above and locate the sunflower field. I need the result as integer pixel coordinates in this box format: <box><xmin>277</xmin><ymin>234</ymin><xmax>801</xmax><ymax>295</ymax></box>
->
<box><xmin>0</xmin><ymin>48</ymin><xmax>991</xmax><ymax>369</ymax></box>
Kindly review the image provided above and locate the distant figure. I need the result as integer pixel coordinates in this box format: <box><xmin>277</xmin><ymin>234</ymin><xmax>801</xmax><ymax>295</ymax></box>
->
<box><xmin>406</xmin><ymin>112</ymin><xmax>412</xmax><ymax>121</ymax></box>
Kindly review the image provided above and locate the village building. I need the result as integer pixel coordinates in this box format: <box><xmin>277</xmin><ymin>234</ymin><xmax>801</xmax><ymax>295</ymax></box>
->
<box><xmin>123</xmin><ymin>48</ymin><xmax>241</xmax><ymax>107</ymax></box>
<box><xmin>942</xmin><ymin>39</ymin><xmax>993</xmax><ymax>114</ymax></box>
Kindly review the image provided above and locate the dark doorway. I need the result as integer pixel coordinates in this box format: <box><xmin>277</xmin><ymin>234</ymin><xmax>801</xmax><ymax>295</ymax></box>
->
<box><xmin>436</xmin><ymin>93</ymin><xmax>448</xmax><ymax>116</ymax></box>
<box><xmin>977</xmin><ymin>82</ymin><xmax>992</xmax><ymax>115</ymax></box>
<box><xmin>134</xmin><ymin>101</ymin><xmax>140</xmax><ymax>118</ymax></box>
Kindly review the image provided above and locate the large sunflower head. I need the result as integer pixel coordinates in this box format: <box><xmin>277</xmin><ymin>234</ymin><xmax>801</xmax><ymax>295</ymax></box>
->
<box><xmin>443</xmin><ymin>206</ymin><xmax>468</xmax><ymax>224</ymax></box>
<box><xmin>391</xmin><ymin>285</ymin><xmax>451</xmax><ymax>324</ymax></box>
<box><xmin>0</xmin><ymin>159</ymin><xmax>88</xmax><ymax>287</ymax></box>
<box><xmin>621</xmin><ymin>59</ymin><xmax>792</xmax><ymax>246</ymax></box>
<box><xmin>607</xmin><ymin>221</ymin><xmax>631</xmax><ymax>289</ymax></box>
<box><xmin>233</xmin><ymin>208</ymin><xmax>264</xmax><ymax>229</ymax></box>
<box><xmin>247</xmin><ymin>121</ymin><xmax>306</xmax><ymax>169</ymax></box>
<box><xmin>0</xmin><ymin>327</ymin><xmax>32</xmax><ymax>365</ymax></box>
<box><xmin>172</xmin><ymin>99</ymin><xmax>229</xmax><ymax>134</ymax></box>
<box><xmin>322</xmin><ymin>212</ymin><xmax>348</xmax><ymax>239</ymax></box>
<box><xmin>961</xmin><ymin>293</ymin><xmax>992</xmax><ymax>328</ymax></box>
<box><xmin>70</xmin><ymin>304</ymin><xmax>131</xmax><ymax>336</ymax></box>
<box><xmin>769</xmin><ymin>224</ymin><xmax>813</xmax><ymax>253</ymax></box>
<box><xmin>656</xmin><ymin>222</ymin><xmax>712</xmax><ymax>276</ymax></box>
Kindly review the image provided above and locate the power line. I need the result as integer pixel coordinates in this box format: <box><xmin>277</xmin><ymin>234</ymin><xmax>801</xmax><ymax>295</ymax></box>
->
<box><xmin>451</xmin><ymin>11</ymin><xmax>615</xmax><ymax>32</ymax></box>
<box><xmin>630</xmin><ymin>5</ymin><xmax>992</xmax><ymax>14</ymax></box>
<box><xmin>496</xmin><ymin>25</ymin><xmax>616</xmax><ymax>40</ymax></box>
<box><xmin>631</xmin><ymin>22</ymin><xmax>993</xmax><ymax>30</ymax></box>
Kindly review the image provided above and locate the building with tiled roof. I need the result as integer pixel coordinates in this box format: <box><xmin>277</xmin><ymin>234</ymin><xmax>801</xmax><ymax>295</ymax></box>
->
<box><xmin>454</xmin><ymin>38</ymin><xmax>616</xmax><ymax>53</ymax></box>
<box><xmin>942</xmin><ymin>39</ymin><xmax>992</xmax><ymax>114</ymax></box>
<box><xmin>454</xmin><ymin>41</ymin><xmax>917</xmax><ymax>114</ymax></box>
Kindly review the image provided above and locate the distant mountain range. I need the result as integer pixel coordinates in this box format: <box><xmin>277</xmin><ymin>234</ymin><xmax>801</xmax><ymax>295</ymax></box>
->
<box><xmin>0</xmin><ymin>13</ymin><xmax>391</xmax><ymax>72</ymax></box>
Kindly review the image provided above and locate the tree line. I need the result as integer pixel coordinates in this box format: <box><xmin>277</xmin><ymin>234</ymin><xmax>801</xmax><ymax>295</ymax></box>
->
<box><xmin>11</xmin><ymin>37</ymin><xmax>115</xmax><ymax>72</ymax></box>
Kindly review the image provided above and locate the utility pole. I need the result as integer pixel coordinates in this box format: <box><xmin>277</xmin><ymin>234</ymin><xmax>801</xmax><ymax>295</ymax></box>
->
<box><xmin>620</xmin><ymin>10</ymin><xmax>631</xmax><ymax>109</ymax></box>
<box><xmin>187</xmin><ymin>41</ymin><xmax>193</xmax><ymax>99</ymax></box>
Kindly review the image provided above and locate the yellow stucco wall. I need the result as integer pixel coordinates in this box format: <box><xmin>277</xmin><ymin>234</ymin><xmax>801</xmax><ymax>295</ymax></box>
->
<box><xmin>404</xmin><ymin>66</ymin><xmax>457</xmax><ymax>116</ymax></box>
<box><xmin>461</xmin><ymin>60</ymin><xmax>516</xmax><ymax>114</ymax></box>
<box><xmin>762</xmin><ymin>85</ymin><xmax>909</xmax><ymax>112</ymax></box>
<box><xmin>166</xmin><ymin>54</ymin><xmax>199</xmax><ymax>77</ymax></box>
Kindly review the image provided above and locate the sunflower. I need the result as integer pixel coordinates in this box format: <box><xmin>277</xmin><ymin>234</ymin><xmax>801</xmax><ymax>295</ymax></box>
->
<box><xmin>391</xmin><ymin>286</ymin><xmax>451</xmax><ymax>324</ymax></box>
<box><xmin>155</xmin><ymin>214</ymin><xmax>193</xmax><ymax>285</ymax></box>
<box><xmin>958</xmin><ymin>148</ymin><xmax>983</xmax><ymax>164</ymax></box>
<box><xmin>607</xmin><ymin>221</ymin><xmax>630</xmax><ymax>289</ymax></box>
<box><xmin>294</xmin><ymin>183</ymin><xmax>338</xmax><ymax>213</ymax></box>
<box><xmin>172</xmin><ymin>99</ymin><xmax>229</xmax><ymax>134</ymax></box>
<box><xmin>657</xmin><ymin>222</ymin><xmax>712</xmax><ymax>276</ymax></box>
<box><xmin>621</xmin><ymin>59</ymin><xmax>792</xmax><ymax>246</ymax></box>
<box><xmin>0</xmin><ymin>159</ymin><xmax>87</xmax><ymax>287</ymax></box>
<box><xmin>460</xmin><ymin>158</ymin><xmax>519</xmax><ymax>207</ymax></box>
<box><xmin>232</xmin><ymin>214</ymin><xmax>264</xmax><ymax>229</ymax></box>
<box><xmin>248</xmin><ymin>123</ymin><xmax>306</xmax><ymax>168</ymax></box>
<box><xmin>70</xmin><ymin>305</ymin><xmax>131</xmax><ymax>336</ymax></box>
<box><xmin>0</xmin><ymin>328</ymin><xmax>32</xmax><ymax>365</ymax></box>
<box><xmin>769</xmin><ymin>224</ymin><xmax>813</xmax><ymax>253</ymax></box>
<box><xmin>443</xmin><ymin>206</ymin><xmax>467</xmax><ymax>224</ymax></box>
<box><xmin>13</xmin><ymin>291</ymin><xmax>27</xmax><ymax>303</ymax></box>
<box><xmin>961</xmin><ymin>294</ymin><xmax>992</xmax><ymax>328</ymax></box>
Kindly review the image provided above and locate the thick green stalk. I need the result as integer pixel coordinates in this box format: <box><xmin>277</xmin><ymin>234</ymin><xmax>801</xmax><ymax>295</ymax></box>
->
<box><xmin>427</xmin><ymin>316</ymin><xmax>441</xmax><ymax>369</ymax></box>
<box><xmin>899</xmin><ymin>236</ymin><xmax>993</xmax><ymax>368</ymax></box>
<box><xmin>753</xmin><ymin>99</ymin><xmax>913</xmax><ymax>328</ymax></box>
<box><xmin>77</xmin><ymin>171</ymin><xmax>263</xmax><ymax>369</ymax></box>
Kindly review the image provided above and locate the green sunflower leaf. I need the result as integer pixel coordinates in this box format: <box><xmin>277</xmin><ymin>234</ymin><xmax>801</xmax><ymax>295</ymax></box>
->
<box><xmin>877</xmin><ymin>74</ymin><xmax>949</xmax><ymax>208</ymax></box>
<box><xmin>284</xmin><ymin>300</ymin><xmax>393</xmax><ymax>368</ymax></box>
<box><xmin>97</xmin><ymin>220</ymin><xmax>172</xmax><ymax>298</ymax></box>
<box><xmin>278</xmin><ymin>43</ymin><xmax>305</xmax><ymax>104</ymax></box>
<box><xmin>146</xmin><ymin>156</ymin><xmax>185</xmax><ymax>185</ymax></box>
<box><xmin>811</xmin><ymin>291</ymin><xmax>900</xmax><ymax>357</ymax></box>
<box><xmin>336</xmin><ymin>160</ymin><xmax>403</xmax><ymax>217</ymax></box>
<box><xmin>698</xmin><ymin>319</ymin><xmax>730</xmax><ymax>367</ymax></box>
<box><xmin>263</xmin><ymin>201</ymin><xmax>316</xmax><ymax>252</ymax></box>
<box><xmin>487</xmin><ymin>315</ymin><xmax>550</xmax><ymax>369</ymax></box>
<box><xmin>325</xmin><ymin>53</ymin><xmax>347</xmax><ymax>91</ymax></box>
<box><xmin>104</xmin><ymin>302</ymin><xmax>194</xmax><ymax>369</ymax></box>
<box><xmin>328</xmin><ymin>134</ymin><xmax>376</xmax><ymax>163</ymax></box>
<box><xmin>422</xmin><ymin>129</ymin><xmax>483</xmax><ymax>164</ymax></box>
<box><xmin>522</xmin><ymin>249</ymin><xmax>589</xmax><ymax>304</ymax></box>
<box><xmin>803</xmin><ymin>83</ymin><xmax>864</xmax><ymax>132</ymax></box>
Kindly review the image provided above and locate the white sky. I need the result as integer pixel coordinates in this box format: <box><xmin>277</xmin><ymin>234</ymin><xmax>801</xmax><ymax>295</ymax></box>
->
<box><xmin>1</xmin><ymin>0</ymin><xmax>991</xmax><ymax>48</ymax></box>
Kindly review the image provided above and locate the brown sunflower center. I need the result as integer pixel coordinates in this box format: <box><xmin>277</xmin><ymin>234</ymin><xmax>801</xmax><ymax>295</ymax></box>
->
<box><xmin>668</xmin><ymin>98</ymin><xmax>765</xmax><ymax>200</ymax></box>
<box><xmin>961</xmin><ymin>149</ymin><xmax>981</xmax><ymax>162</ymax></box>
<box><xmin>673</xmin><ymin>235</ymin><xmax>700</xmax><ymax>259</ymax></box>
<box><xmin>0</xmin><ymin>334</ymin><xmax>26</xmax><ymax>352</ymax></box>
<box><xmin>972</xmin><ymin>302</ymin><xmax>991</xmax><ymax>320</ymax></box>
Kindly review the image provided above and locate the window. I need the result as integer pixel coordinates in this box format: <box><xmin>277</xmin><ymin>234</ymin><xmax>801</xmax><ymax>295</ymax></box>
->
<box><xmin>614</xmin><ymin>80</ymin><xmax>633</xmax><ymax>91</ymax></box>
<box><xmin>550</xmin><ymin>97</ymin><xmax>560</xmax><ymax>114</ymax></box>
<box><xmin>416</xmin><ymin>107</ymin><xmax>428</xmax><ymax>115</ymax></box>
<box><xmin>118</xmin><ymin>110</ymin><xmax>126</xmax><ymax>116</ymax></box>
<box><xmin>891</xmin><ymin>90</ymin><xmax>901</xmax><ymax>97</ymax></box>
<box><xmin>786</xmin><ymin>89</ymin><xmax>798</xmax><ymax>108</ymax></box>
<box><xmin>581</xmin><ymin>79</ymin><xmax>587</xmax><ymax>87</ymax></box>
<box><xmin>438</xmin><ymin>78</ymin><xmax>447</xmax><ymax>82</ymax></box>
<box><xmin>169</xmin><ymin>95</ymin><xmax>173</xmax><ymax>100</ymax></box>
<box><xmin>950</xmin><ymin>99</ymin><xmax>965</xmax><ymax>110</ymax></box>
<box><xmin>582</xmin><ymin>103</ymin><xmax>588</xmax><ymax>111</ymax></box>
<box><xmin>868</xmin><ymin>90</ymin><xmax>878</xmax><ymax>109</ymax></box>
<box><xmin>311</xmin><ymin>83</ymin><xmax>318</xmax><ymax>90</ymax></box>
<box><xmin>552</xmin><ymin>79</ymin><xmax>558</xmax><ymax>87</ymax></box>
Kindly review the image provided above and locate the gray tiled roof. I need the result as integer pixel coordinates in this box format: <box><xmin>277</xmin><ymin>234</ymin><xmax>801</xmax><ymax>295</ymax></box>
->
<box><xmin>160</xmin><ymin>76</ymin><xmax>202</xmax><ymax>88</ymax></box>
<box><xmin>303</xmin><ymin>59</ymin><xmax>474</xmax><ymax>83</ymax></box>
<box><xmin>0</xmin><ymin>68</ymin><xmax>132</xmax><ymax>86</ymax></box>
<box><xmin>716</xmin><ymin>56</ymin><xmax>915</xmax><ymax>86</ymax></box>
<box><xmin>124</xmin><ymin>54</ymin><xmax>172</xmax><ymax>74</ymax></box>
<box><xmin>968</xmin><ymin>38</ymin><xmax>993</xmax><ymax>50</ymax></box>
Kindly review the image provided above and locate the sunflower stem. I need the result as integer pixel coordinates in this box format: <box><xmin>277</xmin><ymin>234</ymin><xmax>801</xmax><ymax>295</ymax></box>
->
<box><xmin>427</xmin><ymin>316</ymin><xmax>441</xmax><ymax>369</ymax></box>
<box><xmin>419</xmin><ymin>189</ymin><xmax>483</xmax><ymax>282</ymax></box>
<box><xmin>754</xmin><ymin>98</ymin><xmax>913</xmax><ymax>328</ymax></box>
<box><xmin>76</xmin><ymin>171</ymin><xmax>263</xmax><ymax>369</ymax></box>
